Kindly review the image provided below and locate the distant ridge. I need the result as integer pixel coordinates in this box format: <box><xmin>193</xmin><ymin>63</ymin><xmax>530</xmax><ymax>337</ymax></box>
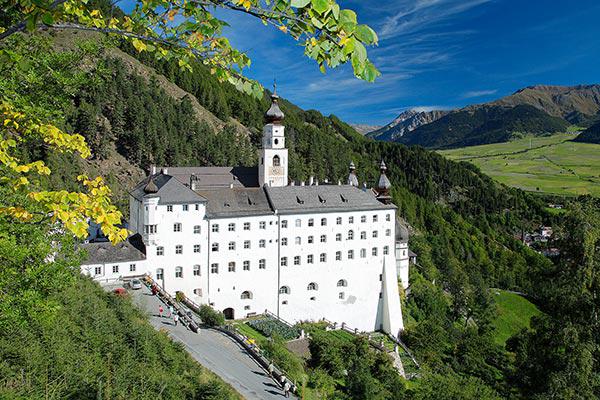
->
<box><xmin>371</xmin><ymin>84</ymin><xmax>600</xmax><ymax>149</ymax></box>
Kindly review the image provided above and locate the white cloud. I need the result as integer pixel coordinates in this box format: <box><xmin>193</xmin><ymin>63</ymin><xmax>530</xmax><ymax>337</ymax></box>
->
<box><xmin>461</xmin><ymin>89</ymin><xmax>498</xmax><ymax>98</ymax></box>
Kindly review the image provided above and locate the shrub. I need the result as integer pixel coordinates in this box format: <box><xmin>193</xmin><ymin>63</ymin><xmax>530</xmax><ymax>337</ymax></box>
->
<box><xmin>247</xmin><ymin>317</ymin><xmax>299</xmax><ymax>340</ymax></box>
<box><xmin>199</xmin><ymin>304</ymin><xmax>225</xmax><ymax>327</ymax></box>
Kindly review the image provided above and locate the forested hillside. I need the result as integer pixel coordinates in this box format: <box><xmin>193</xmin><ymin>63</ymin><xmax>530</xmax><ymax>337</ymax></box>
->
<box><xmin>3</xmin><ymin>30</ymin><xmax>587</xmax><ymax>399</ymax></box>
<box><xmin>574</xmin><ymin>120</ymin><xmax>600</xmax><ymax>144</ymax></box>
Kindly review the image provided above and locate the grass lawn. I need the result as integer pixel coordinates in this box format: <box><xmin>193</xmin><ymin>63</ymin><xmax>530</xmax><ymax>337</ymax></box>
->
<box><xmin>231</xmin><ymin>321</ymin><xmax>268</xmax><ymax>343</ymax></box>
<box><xmin>491</xmin><ymin>289</ymin><xmax>542</xmax><ymax>346</ymax></box>
<box><xmin>439</xmin><ymin>133</ymin><xmax>600</xmax><ymax>197</ymax></box>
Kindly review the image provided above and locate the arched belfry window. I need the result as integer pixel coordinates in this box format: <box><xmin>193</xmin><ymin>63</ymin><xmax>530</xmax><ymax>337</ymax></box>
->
<box><xmin>241</xmin><ymin>291</ymin><xmax>253</xmax><ymax>299</ymax></box>
<box><xmin>273</xmin><ymin>155</ymin><xmax>281</xmax><ymax>167</ymax></box>
<box><xmin>337</xmin><ymin>279</ymin><xmax>347</xmax><ymax>287</ymax></box>
<box><xmin>307</xmin><ymin>282</ymin><xmax>318</xmax><ymax>291</ymax></box>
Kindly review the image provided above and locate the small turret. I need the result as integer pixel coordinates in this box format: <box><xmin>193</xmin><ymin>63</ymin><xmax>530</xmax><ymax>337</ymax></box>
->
<box><xmin>347</xmin><ymin>161</ymin><xmax>359</xmax><ymax>187</ymax></box>
<box><xmin>376</xmin><ymin>160</ymin><xmax>392</xmax><ymax>204</ymax></box>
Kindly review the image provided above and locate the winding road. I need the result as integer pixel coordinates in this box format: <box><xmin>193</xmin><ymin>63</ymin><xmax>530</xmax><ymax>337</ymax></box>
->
<box><xmin>132</xmin><ymin>287</ymin><xmax>292</xmax><ymax>400</ymax></box>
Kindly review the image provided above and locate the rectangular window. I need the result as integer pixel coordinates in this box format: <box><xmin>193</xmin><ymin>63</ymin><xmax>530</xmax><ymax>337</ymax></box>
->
<box><xmin>336</xmin><ymin>217</ymin><xmax>342</xmax><ymax>225</ymax></box>
<box><xmin>373</xmin><ymin>231</ymin><xmax>378</xmax><ymax>238</ymax></box>
<box><xmin>295</xmin><ymin>237</ymin><xmax>301</xmax><ymax>245</ymax></box>
<box><xmin>360</xmin><ymin>231</ymin><xmax>366</xmax><ymax>240</ymax></box>
<box><xmin>295</xmin><ymin>219</ymin><xmax>301</xmax><ymax>227</ymax></box>
<box><xmin>244</xmin><ymin>222</ymin><xmax>251</xmax><ymax>230</ymax></box>
<box><xmin>372</xmin><ymin>247</ymin><xmax>378</xmax><ymax>256</ymax></box>
<box><xmin>294</xmin><ymin>256</ymin><xmax>301</xmax><ymax>265</ymax></box>
<box><xmin>211</xmin><ymin>263</ymin><xmax>219</xmax><ymax>274</ymax></box>
<box><xmin>244</xmin><ymin>240</ymin><xmax>251</xmax><ymax>249</ymax></box>
<box><xmin>156</xmin><ymin>246</ymin><xmax>164</xmax><ymax>256</ymax></box>
<box><xmin>195</xmin><ymin>204</ymin><xmax>200</xmax><ymax>211</ymax></box>
<box><xmin>243</xmin><ymin>261</ymin><xmax>250</xmax><ymax>271</ymax></box>
<box><xmin>144</xmin><ymin>225</ymin><xmax>157</xmax><ymax>234</ymax></box>
<box><xmin>321</xmin><ymin>218</ymin><xmax>327</xmax><ymax>226</ymax></box>
<box><xmin>175</xmin><ymin>245</ymin><xmax>183</xmax><ymax>254</ymax></box>
<box><xmin>228</xmin><ymin>242</ymin><xmax>235</xmax><ymax>250</ymax></box>
<box><xmin>112</xmin><ymin>265</ymin><xmax>119</xmax><ymax>273</ymax></box>
<box><xmin>194</xmin><ymin>225</ymin><xmax>201</xmax><ymax>234</ymax></box>
<box><xmin>361</xmin><ymin>215</ymin><xmax>366</xmax><ymax>223</ymax></box>
<box><xmin>212</xmin><ymin>243</ymin><xmax>219</xmax><ymax>252</ymax></box>
<box><xmin>386</xmin><ymin>213</ymin><xmax>391</xmax><ymax>222</ymax></box>
<box><xmin>183</xmin><ymin>204</ymin><xmax>189</xmax><ymax>211</ymax></box>
<box><xmin>156</xmin><ymin>269</ymin><xmax>164</xmax><ymax>280</ymax></box>
<box><xmin>94</xmin><ymin>266</ymin><xmax>102</xmax><ymax>275</ymax></box>
<box><xmin>385</xmin><ymin>229</ymin><xmax>391</xmax><ymax>236</ymax></box>
<box><xmin>167</xmin><ymin>205</ymin><xmax>173</xmax><ymax>212</ymax></box>
<box><xmin>320</xmin><ymin>253</ymin><xmax>326</xmax><ymax>262</ymax></box>
<box><xmin>259</xmin><ymin>239</ymin><xmax>266</xmax><ymax>248</ymax></box>
<box><xmin>320</xmin><ymin>235</ymin><xmax>326</xmax><ymax>243</ymax></box>
<box><xmin>281</xmin><ymin>257</ymin><xmax>288</xmax><ymax>266</ymax></box>
<box><xmin>259</xmin><ymin>221</ymin><xmax>266</xmax><ymax>229</ymax></box>
<box><xmin>212</xmin><ymin>224</ymin><xmax>219</xmax><ymax>233</ymax></box>
<box><xmin>360</xmin><ymin>248</ymin><xmax>366</xmax><ymax>258</ymax></box>
<box><xmin>348</xmin><ymin>250</ymin><xmax>354</xmax><ymax>260</ymax></box>
<box><xmin>308</xmin><ymin>236</ymin><xmax>314</xmax><ymax>244</ymax></box>
<box><xmin>335</xmin><ymin>251</ymin><xmax>341</xmax><ymax>261</ymax></box>
<box><xmin>259</xmin><ymin>259</ymin><xmax>266</xmax><ymax>269</ymax></box>
<box><xmin>349</xmin><ymin>216</ymin><xmax>354</xmax><ymax>224</ymax></box>
<box><xmin>193</xmin><ymin>265</ymin><xmax>201</xmax><ymax>276</ymax></box>
<box><xmin>281</xmin><ymin>238</ymin><xmax>288</xmax><ymax>246</ymax></box>
<box><xmin>373</xmin><ymin>214</ymin><xmax>378</xmax><ymax>223</ymax></box>
<box><xmin>336</xmin><ymin>233</ymin><xmax>342</xmax><ymax>242</ymax></box>
<box><xmin>383</xmin><ymin>246</ymin><xmax>389</xmax><ymax>255</ymax></box>
<box><xmin>228</xmin><ymin>262</ymin><xmax>236</xmax><ymax>272</ymax></box>
<box><xmin>194</xmin><ymin>244</ymin><xmax>201</xmax><ymax>253</ymax></box>
<box><xmin>307</xmin><ymin>254</ymin><xmax>314</xmax><ymax>264</ymax></box>
<box><xmin>228</xmin><ymin>223</ymin><xmax>235</xmax><ymax>232</ymax></box>
<box><xmin>129</xmin><ymin>263</ymin><xmax>136</xmax><ymax>272</ymax></box>
<box><xmin>339</xmin><ymin>292</ymin><xmax>345</xmax><ymax>300</ymax></box>
<box><xmin>281</xmin><ymin>220</ymin><xmax>288</xmax><ymax>228</ymax></box>
<box><xmin>175</xmin><ymin>267</ymin><xmax>183</xmax><ymax>278</ymax></box>
<box><xmin>308</xmin><ymin>218</ymin><xmax>314</xmax><ymax>227</ymax></box>
<box><xmin>173</xmin><ymin>223</ymin><xmax>182</xmax><ymax>232</ymax></box>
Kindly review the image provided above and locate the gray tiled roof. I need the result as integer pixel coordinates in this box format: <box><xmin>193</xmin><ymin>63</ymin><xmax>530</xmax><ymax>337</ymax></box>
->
<box><xmin>131</xmin><ymin>174</ymin><xmax>207</xmax><ymax>205</ymax></box>
<box><xmin>264</xmin><ymin>185</ymin><xmax>395</xmax><ymax>215</ymax></box>
<box><xmin>195</xmin><ymin>188</ymin><xmax>273</xmax><ymax>218</ymax></box>
<box><xmin>80</xmin><ymin>234</ymin><xmax>146</xmax><ymax>265</ymax></box>
<box><xmin>163</xmin><ymin>166</ymin><xmax>258</xmax><ymax>188</ymax></box>
<box><xmin>396</xmin><ymin>220</ymin><xmax>409</xmax><ymax>243</ymax></box>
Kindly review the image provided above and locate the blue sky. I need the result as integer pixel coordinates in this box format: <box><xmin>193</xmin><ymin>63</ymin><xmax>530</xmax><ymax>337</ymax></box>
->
<box><xmin>121</xmin><ymin>0</ymin><xmax>600</xmax><ymax>125</ymax></box>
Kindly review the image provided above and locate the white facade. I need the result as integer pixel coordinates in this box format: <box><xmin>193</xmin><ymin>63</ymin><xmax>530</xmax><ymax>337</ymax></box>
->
<box><xmin>81</xmin><ymin>93</ymin><xmax>409</xmax><ymax>337</ymax></box>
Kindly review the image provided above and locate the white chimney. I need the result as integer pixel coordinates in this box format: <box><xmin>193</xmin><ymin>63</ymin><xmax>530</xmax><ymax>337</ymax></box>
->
<box><xmin>150</xmin><ymin>165</ymin><xmax>157</xmax><ymax>175</ymax></box>
<box><xmin>309</xmin><ymin>176</ymin><xmax>314</xmax><ymax>186</ymax></box>
<box><xmin>162</xmin><ymin>167</ymin><xmax>168</xmax><ymax>175</ymax></box>
<box><xmin>315</xmin><ymin>179</ymin><xmax>319</xmax><ymax>186</ymax></box>
<box><xmin>291</xmin><ymin>181</ymin><xmax>295</xmax><ymax>186</ymax></box>
<box><xmin>338</xmin><ymin>180</ymin><xmax>342</xmax><ymax>185</ymax></box>
<box><xmin>300</xmin><ymin>181</ymin><xmax>305</xmax><ymax>186</ymax></box>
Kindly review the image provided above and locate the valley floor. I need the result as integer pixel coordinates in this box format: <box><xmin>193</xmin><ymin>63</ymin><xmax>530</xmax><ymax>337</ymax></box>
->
<box><xmin>439</xmin><ymin>133</ymin><xmax>600</xmax><ymax>197</ymax></box>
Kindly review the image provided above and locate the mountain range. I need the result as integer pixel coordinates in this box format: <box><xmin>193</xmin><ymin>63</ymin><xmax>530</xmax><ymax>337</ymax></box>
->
<box><xmin>368</xmin><ymin>84</ymin><xmax>600</xmax><ymax>148</ymax></box>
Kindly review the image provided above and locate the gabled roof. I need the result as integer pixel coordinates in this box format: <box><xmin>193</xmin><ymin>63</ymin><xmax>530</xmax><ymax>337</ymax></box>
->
<box><xmin>80</xmin><ymin>234</ymin><xmax>146</xmax><ymax>265</ymax></box>
<box><xmin>195</xmin><ymin>187</ymin><xmax>272</xmax><ymax>218</ymax></box>
<box><xmin>264</xmin><ymin>185</ymin><xmax>396</xmax><ymax>215</ymax></box>
<box><xmin>163</xmin><ymin>166</ymin><xmax>258</xmax><ymax>189</ymax></box>
<box><xmin>131</xmin><ymin>174</ymin><xmax>207</xmax><ymax>205</ymax></box>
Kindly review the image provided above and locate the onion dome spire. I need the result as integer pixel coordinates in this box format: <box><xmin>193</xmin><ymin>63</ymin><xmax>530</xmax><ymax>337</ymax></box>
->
<box><xmin>143</xmin><ymin>177</ymin><xmax>159</xmax><ymax>194</ymax></box>
<box><xmin>347</xmin><ymin>161</ymin><xmax>358</xmax><ymax>187</ymax></box>
<box><xmin>376</xmin><ymin>159</ymin><xmax>392</xmax><ymax>204</ymax></box>
<box><xmin>265</xmin><ymin>81</ymin><xmax>285</xmax><ymax>124</ymax></box>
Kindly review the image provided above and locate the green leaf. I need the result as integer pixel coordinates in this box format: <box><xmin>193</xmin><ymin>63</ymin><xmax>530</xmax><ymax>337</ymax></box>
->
<box><xmin>363</xmin><ymin>61</ymin><xmax>380</xmax><ymax>82</ymax></box>
<box><xmin>354</xmin><ymin>24</ymin><xmax>378</xmax><ymax>45</ymax></box>
<box><xmin>353</xmin><ymin>40</ymin><xmax>367</xmax><ymax>63</ymax></box>
<box><xmin>331</xmin><ymin>3</ymin><xmax>340</xmax><ymax>19</ymax></box>
<box><xmin>339</xmin><ymin>9</ymin><xmax>357</xmax><ymax>24</ymax></box>
<box><xmin>291</xmin><ymin>0</ymin><xmax>311</xmax><ymax>8</ymax></box>
<box><xmin>311</xmin><ymin>0</ymin><xmax>330</xmax><ymax>15</ymax></box>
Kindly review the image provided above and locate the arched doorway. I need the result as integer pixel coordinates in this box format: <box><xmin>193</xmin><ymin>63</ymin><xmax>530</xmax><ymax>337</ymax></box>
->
<box><xmin>223</xmin><ymin>307</ymin><xmax>235</xmax><ymax>320</ymax></box>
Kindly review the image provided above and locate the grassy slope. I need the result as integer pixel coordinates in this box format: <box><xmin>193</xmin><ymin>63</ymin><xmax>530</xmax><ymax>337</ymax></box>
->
<box><xmin>439</xmin><ymin>133</ymin><xmax>600</xmax><ymax>196</ymax></box>
<box><xmin>490</xmin><ymin>290</ymin><xmax>542</xmax><ymax>346</ymax></box>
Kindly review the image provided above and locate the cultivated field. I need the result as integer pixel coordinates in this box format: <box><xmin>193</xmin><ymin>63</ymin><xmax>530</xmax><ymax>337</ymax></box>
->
<box><xmin>439</xmin><ymin>133</ymin><xmax>600</xmax><ymax>196</ymax></box>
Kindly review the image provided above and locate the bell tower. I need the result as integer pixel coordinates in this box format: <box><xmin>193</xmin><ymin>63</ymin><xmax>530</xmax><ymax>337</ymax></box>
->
<box><xmin>259</xmin><ymin>84</ymin><xmax>288</xmax><ymax>187</ymax></box>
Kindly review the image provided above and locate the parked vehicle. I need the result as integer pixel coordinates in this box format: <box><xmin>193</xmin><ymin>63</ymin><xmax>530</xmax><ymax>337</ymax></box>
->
<box><xmin>130</xmin><ymin>278</ymin><xmax>143</xmax><ymax>290</ymax></box>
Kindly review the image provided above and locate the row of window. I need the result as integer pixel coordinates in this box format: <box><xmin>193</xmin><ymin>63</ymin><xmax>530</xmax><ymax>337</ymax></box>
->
<box><xmin>208</xmin><ymin>230</ymin><xmax>392</xmax><ymax>253</ymax></box>
<box><xmin>282</xmin><ymin>246</ymin><xmax>389</xmax><ymax>266</ymax></box>
<box><xmin>165</xmin><ymin>204</ymin><xmax>201</xmax><ymax>212</ymax></box>
<box><xmin>97</xmin><ymin>263</ymin><xmax>136</xmax><ymax>275</ymax></box>
<box><xmin>210</xmin><ymin>213</ymin><xmax>392</xmax><ymax>233</ymax></box>
<box><xmin>210</xmin><ymin>259</ymin><xmax>267</xmax><ymax>274</ymax></box>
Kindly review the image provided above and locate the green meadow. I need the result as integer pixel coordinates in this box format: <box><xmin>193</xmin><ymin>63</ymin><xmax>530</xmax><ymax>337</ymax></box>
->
<box><xmin>439</xmin><ymin>133</ymin><xmax>600</xmax><ymax>196</ymax></box>
<box><xmin>491</xmin><ymin>290</ymin><xmax>542</xmax><ymax>346</ymax></box>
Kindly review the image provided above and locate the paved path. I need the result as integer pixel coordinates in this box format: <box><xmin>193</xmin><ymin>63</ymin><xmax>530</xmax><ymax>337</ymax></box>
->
<box><xmin>132</xmin><ymin>288</ymin><xmax>291</xmax><ymax>400</ymax></box>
